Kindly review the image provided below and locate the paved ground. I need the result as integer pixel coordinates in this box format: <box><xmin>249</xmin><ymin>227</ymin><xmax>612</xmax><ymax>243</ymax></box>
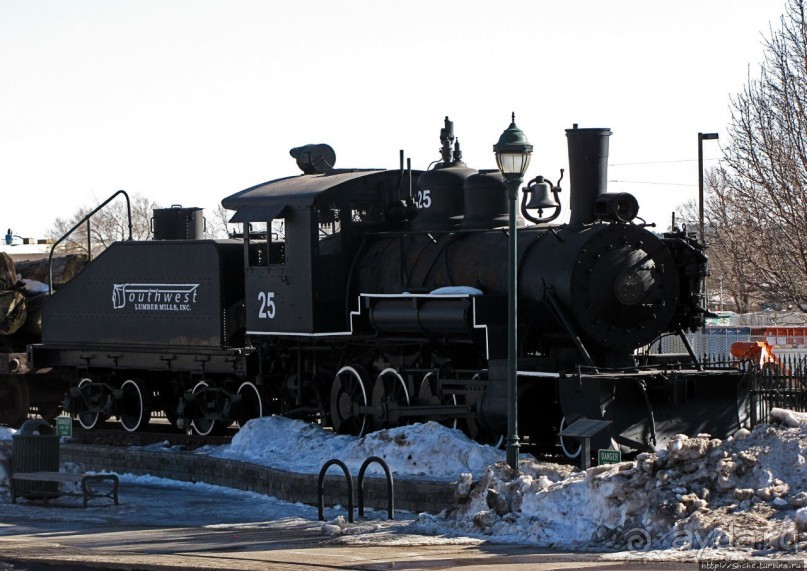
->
<box><xmin>0</xmin><ymin>481</ymin><xmax>711</xmax><ymax>571</ymax></box>
<box><xmin>0</xmin><ymin>521</ymin><xmax>693</xmax><ymax>571</ymax></box>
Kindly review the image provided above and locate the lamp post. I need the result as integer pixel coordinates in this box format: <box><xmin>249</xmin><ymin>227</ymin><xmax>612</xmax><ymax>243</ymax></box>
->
<box><xmin>697</xmin><ymin>132</ymin><xmax>719</xmax><ymax>242</ymax></box>
<box><xmin>494</xmin><ymin>113</ymin><xmax>533</xmax><ymax>470</ymax></box>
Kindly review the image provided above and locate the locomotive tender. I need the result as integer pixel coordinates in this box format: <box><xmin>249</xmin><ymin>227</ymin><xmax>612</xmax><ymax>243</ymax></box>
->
<box><xmin>13</xmin><ymin>118</ymin><xmax>746</xmax><ymax>453</ymax></box>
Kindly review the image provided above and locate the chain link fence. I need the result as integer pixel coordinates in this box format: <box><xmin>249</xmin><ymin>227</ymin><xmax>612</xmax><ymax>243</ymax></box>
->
<box><xmin>654</xmin><ymin>327</ymin><xmax>805</xmax><ymax>357</ymax></box>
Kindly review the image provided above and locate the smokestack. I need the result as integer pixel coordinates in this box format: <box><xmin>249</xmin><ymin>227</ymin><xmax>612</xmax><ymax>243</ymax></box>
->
<box><xmin>565</xmin><ymin>125</ymin><xmax>612</xmax><ymax>226</ymax></box>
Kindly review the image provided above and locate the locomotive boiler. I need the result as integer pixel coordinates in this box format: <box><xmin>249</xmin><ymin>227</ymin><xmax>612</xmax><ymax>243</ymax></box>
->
<box><xmin>15</xmin><ymin>117</ymin><xmax>746</xmax><ymax>455</ymax></box>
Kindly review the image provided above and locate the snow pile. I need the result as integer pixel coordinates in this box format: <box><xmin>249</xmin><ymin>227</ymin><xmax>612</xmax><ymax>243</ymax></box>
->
<box><xmin>0</xmin><ymin>428</ymin><xmax>15</xmax><ymax>488</ymax></box>
<box><xmin>0</xmin><ymin>449</ymin><xmax>8</xmax><ymax>489</ymax></box>
<box><xmin>208</xmin><ymin>416</ymin><xmax>504</xmax><ymax>479</ymax></box>
<box><xmin>18</xmin><ymin>279</ymin><xmax>49</xmax><ymax>294</ymax></box>
<box><xmin>321</xmin><ymin>514</ymin><xmax>383</xmax><ymax>537</ymax></box>
<box><xmin>421</xmin><ymin>408</ymin><xmax>807</xmax><ymax>554</ymax></box>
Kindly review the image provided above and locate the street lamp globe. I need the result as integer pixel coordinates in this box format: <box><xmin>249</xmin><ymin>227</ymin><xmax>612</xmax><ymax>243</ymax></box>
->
<box><xmin>494</xmin><ymin>113</ymin><xmax>533</xmax><ymax>178</ymax></box>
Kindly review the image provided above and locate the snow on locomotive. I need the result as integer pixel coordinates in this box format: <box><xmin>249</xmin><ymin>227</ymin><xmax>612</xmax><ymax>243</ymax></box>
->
<box><xmin>11</xmin><ymin>118</ymin><xmax>745</xmax><ymax>454</ymax></box>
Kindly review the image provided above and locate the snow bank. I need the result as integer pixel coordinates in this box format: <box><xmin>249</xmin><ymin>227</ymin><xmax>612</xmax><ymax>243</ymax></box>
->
<box><xmin>770</xmin><ymin>407</ymin><xmax>807</xmax><ymax>428</ymax></box>
<box><xmin>18</xmin><ymin>279</ymin><xmax>49</xmax><ymax>294</ymax></box>
<box><xmin>207</xmin><ymin>417</ymin><xmax>504</xmax><ymax>480</ymax></box>
<box><xmin>421</xmin><ymin>418</ymin><xmax>807</xmax><ymax>554</ymax></box>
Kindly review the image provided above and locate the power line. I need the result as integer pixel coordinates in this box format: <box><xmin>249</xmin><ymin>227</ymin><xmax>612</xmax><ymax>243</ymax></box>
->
<box><xmin>608</xmin><ymin>179</ymin><xmax>696</xmax><ymax>187</ymax></box>
<box><xmin>609</xmin><ymin>157</ymin><xmax>721</xmax><ymax>166</ymax></box>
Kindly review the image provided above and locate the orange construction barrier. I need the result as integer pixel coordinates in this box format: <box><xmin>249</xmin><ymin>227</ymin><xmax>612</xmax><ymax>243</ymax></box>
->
<box><xmin>730</xmin><ymin>341</ymin><xmax>782</xmax><ymax>368</ymax></box>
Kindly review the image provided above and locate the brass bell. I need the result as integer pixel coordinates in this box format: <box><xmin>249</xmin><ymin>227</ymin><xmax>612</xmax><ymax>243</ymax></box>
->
<box><xmin>524</xmin><ymin>178</ymin><xmax>557</xmax><ymax>209</ymax></box>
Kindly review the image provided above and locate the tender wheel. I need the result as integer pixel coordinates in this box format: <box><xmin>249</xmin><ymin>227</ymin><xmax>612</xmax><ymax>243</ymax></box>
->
<box><xmin>330</xmin><ymin>366</ymin><xmax>368</xmax><ymax>436</ymax></box>
<box><xmin>371</xmin><ymin>368</ymin><xmax>410</xmax><ymax>429</ymax></box>
<box><xmin>75</xmin><ymin>378</ymin><xmax>103</xmax><ymax>430</ymax></box>
<box><xmin>235</xmin><ymin>381</ymin><xmax>263</xmax><ymax>428</ymax></box>
<box><xmin>0</xmin><ymin>376</ymin><xmax>30</xmax><ymax>426</ymax></box>
<box><xmin>417</xmin><ymin>372</ymin><xmax>458</xmax><ymax>429</ymax></box>
<box><xmin>559</xmin><ymin>416</ymin><xmax>582</xmax><ymax>459</ymax></box>
<box><xmin>119</xmin><ymin>379</ymin><xmax>150</xmax><ymax>432</ymax></box>
<box><xmin>190</xmin><ymin>381</ymin><xmax>221</xmax><ymax>436</ymax></box>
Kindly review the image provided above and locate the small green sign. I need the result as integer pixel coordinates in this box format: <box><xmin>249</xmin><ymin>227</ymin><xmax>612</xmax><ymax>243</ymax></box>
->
<box><xmin>598</xmin><ymin>449</ymin><xmax>621</xmax><ymax>465</ymax></box>
<box><xmin>56</xmin><ymin>416</ymin><xmax>73</xmax><ymax>438</ymax></box>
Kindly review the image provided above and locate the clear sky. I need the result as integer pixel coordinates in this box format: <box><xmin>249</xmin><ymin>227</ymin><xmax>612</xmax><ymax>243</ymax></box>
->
<box><xmin>0</xmin><ymin>0</ymin><xmax>788</xmax><ymax>237</ymax></box>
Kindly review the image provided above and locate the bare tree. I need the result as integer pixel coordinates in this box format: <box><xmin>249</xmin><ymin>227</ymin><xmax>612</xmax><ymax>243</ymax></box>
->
<box><xmin>708</xmin><ymin>0</ymin><xmax>807</xmax><ymax>312</ymax></box>
<box><xmin>698</xmin><ymin>171</ymin><xmax>767</xmax><ymax>313</ymax></box>
<box><xmin>49</xmin><ymin>193</ymin><xmax>159</xmax><ymax>256</ymax></box>
<box><xmin>204</xmin><ymin>204</ymin><xmax>237</xmax><ymax>239</ymax></box>
<box><xmin>676</xmin><ymin>184</ymin><xmax>764</xmax><ymax>314</ymax></box>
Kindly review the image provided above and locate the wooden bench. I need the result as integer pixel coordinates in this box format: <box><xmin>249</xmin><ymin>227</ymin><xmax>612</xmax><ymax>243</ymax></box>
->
<box><xmin>11</xmin><ymin>472</ymin><xmax>119</xmax><ymax>508</ymax></box>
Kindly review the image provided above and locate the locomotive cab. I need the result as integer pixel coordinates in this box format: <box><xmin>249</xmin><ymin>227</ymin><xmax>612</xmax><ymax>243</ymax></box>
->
<box><xmin>223</xmin><ymin>168</ymin><xmax>417</xmax><ymax>335</ymax></box>
<box><xmin>232</xmin><ymin>202</ymin><xmax>346</xmax><ymax>334</ymax></box>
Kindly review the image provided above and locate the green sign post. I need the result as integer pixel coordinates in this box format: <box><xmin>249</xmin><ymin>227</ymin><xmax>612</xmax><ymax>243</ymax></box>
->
<box><xmin>56</xmin><ymin>416</ymin><xmax>73</xmax><ymax>438</ymax></box>
<box><xmin>598</xmin><ymin>449</ymin><xmax>621</xmax><ymax>465</ymax></box>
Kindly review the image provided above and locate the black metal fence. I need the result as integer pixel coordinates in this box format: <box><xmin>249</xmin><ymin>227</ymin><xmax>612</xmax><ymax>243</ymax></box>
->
<box><xmin>746</xmin><ymin>354</ymin><xmax>807</xmax><ymax>427</ymax></box>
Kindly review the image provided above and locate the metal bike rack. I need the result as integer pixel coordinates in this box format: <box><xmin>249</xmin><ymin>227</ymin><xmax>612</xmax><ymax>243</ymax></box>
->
<box><xmin>357</xmin><ymin>456</ymin><xmax>394</xmax><ymax>520</ymax></box>
<box><xmin>317</xmin><ymin>459</ymin><xmax>354</xmax><ymax>523</ymax></box>
<box><xmin>318</xmin><ymin>456</ymin><xmax>396</xmax><ymax>522</ymax></box>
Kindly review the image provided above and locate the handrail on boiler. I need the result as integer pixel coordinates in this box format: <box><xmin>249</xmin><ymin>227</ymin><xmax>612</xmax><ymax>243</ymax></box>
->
<box><xmin>48</xmin><ymin>190</ymin><xmax>132</xmax><ymax>295</ymax></box>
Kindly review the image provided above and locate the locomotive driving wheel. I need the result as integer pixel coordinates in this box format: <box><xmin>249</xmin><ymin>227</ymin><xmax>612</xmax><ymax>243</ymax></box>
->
<box><xmin>330</xmin><ymin>366</ymin><xmax>369</xmax><ymax>436</ymax></box>
<box><xmin>371</xmin><ymin>368</ymin><xmax>410</xmax><ymax>429</ymax></box>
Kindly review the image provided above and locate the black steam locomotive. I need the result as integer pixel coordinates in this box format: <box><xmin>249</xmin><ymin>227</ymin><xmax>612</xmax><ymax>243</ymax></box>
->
<box><xmin>7</xmin><ymin>118</ymin><xmax>746</xmax><ymax>454</ymax></box>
